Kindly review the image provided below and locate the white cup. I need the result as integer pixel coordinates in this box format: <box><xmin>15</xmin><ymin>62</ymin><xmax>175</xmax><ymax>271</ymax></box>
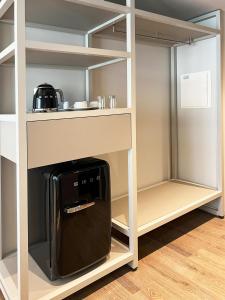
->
<box><xmin>89</xmin><ymin>101</ymin><xmax>99</xmax><ymax>108</ymax></box>
<box><xmin>63</xmin><ymin>101</ymin><xmax>70</xmax><ymax>110</ymax></box>
<box><xmin>74</xmin><ymin>101</ymin><xmax>88</xmax><ymax>109</ymax></box>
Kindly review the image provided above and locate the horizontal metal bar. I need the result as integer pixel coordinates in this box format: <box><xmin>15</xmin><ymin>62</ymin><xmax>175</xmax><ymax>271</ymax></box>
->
<box><xmin>88</xmin><ymin>57</ymin><xmax>126</xmax><ymax>70</ymax></box>
<box><xmin>0</xmin><ymin>42</ymin><xmax>15</xmax><ymax>65</ymax></box>
<box><xmin>113</xmin><ymin>27</ymin><xmax>192</xmax><ymax>45</ymax></box>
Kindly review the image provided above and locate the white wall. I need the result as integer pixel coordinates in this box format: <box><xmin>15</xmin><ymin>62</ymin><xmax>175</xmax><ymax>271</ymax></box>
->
<box><xmin>93</xmin><ymin>37</ymin><xmax>171</xmax><ymax>198</ymax></box>
<box><xmin>0</xmin><ymin>66</ymin><xmax>15</xmax><ymax>114</ymax></box>
<box><xmin>177</xmin><ymin>37</ymin><xmax>219</xmax><ymax>188</ymax></box>
<box><xmin>1</xmin><ymin>158</ymin><xmax>17</xmax><ymax>257</ymax></box>
<box><xmin>136</xmin><ymin>42</ymin><xmax>171</xmax><ymax>189</ymax></box>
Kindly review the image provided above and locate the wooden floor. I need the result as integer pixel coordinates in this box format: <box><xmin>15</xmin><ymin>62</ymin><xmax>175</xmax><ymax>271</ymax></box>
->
<box><xmin>2</xmin><ymin>209</ymin><xmax>225</xmax><ymax>299</ymax></box>
<box><xmin>71</xmin><ymin>210</ymin><xmax>225</xmax><ymax>300</ymax></box>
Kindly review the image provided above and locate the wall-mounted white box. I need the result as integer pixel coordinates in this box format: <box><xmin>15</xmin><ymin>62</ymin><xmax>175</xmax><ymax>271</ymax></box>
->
<box><xmin>180</xmin><ymin>70</ymin><xmax>211</xmax><ymax>108</ymax></box>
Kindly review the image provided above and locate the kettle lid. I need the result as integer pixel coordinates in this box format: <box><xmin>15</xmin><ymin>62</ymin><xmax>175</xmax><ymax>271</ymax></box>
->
<box><xmin>37</xmin><ymin>83</ymin><xmax>55</xmax><ymax>89</ymax></box>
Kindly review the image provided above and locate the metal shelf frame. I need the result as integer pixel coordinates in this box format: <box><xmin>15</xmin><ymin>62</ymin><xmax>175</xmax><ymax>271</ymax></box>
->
<box><xmin>0</xmin><ymin>0</ymin><xmax>223</xmax><ymax>299</ymax></box>
<box><xmin>0</xmin><ymin>0</ymin><xmax>138</xmax><ymax>299</ymax></box>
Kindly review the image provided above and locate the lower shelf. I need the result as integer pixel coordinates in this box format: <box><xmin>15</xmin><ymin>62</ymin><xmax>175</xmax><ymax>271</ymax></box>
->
<box><xmin>112</xmin><ymin>180</ymin><xmax>222</xmax><ymax>237</ymax></box>
<box><xmin>0</xmin><ymin>239</ymin><xmax>133</xmax><ymax>300</ymax></box>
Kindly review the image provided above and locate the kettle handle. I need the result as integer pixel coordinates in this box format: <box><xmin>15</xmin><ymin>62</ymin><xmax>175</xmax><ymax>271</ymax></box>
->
<box><xmin>55</xmin><ymin>89</ymin><xmax>64</xmax><ymax>102</ymax></box>
<box><xmin>33</xmin><ymin>87</ymin><xmax>38</xmax><ymax>95</ymax></box>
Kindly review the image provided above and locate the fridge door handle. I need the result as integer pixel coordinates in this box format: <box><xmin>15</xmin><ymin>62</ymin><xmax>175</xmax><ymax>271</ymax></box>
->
<box><xmin>64</xmin><ymin>202</ymin><xmax>95</xmax><ymax>214</ymax></box>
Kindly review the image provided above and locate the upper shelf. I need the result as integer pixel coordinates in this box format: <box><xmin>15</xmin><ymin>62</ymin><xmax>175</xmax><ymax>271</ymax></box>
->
<box><xmin>96</xmin><ymin>8</ymin><xmax>220</xmax><ymax>47</ymax></box>
<box><xmin>135</xmin><ymin>9</ymin><xmax>219</xmax><ymax>41</ymax></box>
<box><xmin>26</xmin><ymin>40</ymin><xmax>129</xmax><ymax>67</ymax></box>
<box><xmin>3</xmin><ymin>0</ymin><xmax>129</xmax><ymax>32</ymax></box>
<box><xmin>1</xmin><ymin>40</ymin><xmax>129</xmax><ymax>68</ymax></box>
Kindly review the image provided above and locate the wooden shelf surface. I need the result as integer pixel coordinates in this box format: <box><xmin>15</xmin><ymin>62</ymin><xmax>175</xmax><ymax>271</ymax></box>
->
<box><xmin>4</xmin><ymin>40</ymin><xmax>129</xmax><ymax>67</ymax></box>
<box><xmin>3</xmin><ymin>0</ymin><xmax>129</xmax><ymax>32</ymax></box>
<box><xmin>0</xmin><ymin>114</ymin><xmax>16</xmax><ymax>122</ymax></box>
<box><xmin>112</xmin><ymin>181</ymin><xmax>222</xmax><ymax>236</ymax></box>
<box><xmin>97</xmin><ymin>8</ymin><xmax>219</xmax><ymax>47</ymax></box>
<box><xmin>26</xmin><ymin>41</ymin><xmax>129</xmax><ymax>67</ymax></box>
<box><xmin>0</xmin><ymin>239</ymin><xmax>132</xmax><ymax>300</ymax></box>
<box><xmin>135</xmin><ymin>9</ymin><xmax>219</xmax><ymax>37</ymax></box>
<box><xmin>27</xmin><ymin>108</ymin><xmax>132</xmax><ymax>122</ymax></box>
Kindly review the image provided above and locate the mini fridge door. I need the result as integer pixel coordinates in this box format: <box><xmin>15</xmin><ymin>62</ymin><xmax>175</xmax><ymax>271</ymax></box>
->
<box><xmin>50</xmin><ymin>164</ymin><xmax>111</xmax><ymax>279</ymax></box>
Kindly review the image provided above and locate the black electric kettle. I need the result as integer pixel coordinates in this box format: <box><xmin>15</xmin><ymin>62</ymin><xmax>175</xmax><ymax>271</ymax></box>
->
<box><xmin>33</xmin><ymin>83</ymin><xmax>64</xmax><ymax>112</ymax></box>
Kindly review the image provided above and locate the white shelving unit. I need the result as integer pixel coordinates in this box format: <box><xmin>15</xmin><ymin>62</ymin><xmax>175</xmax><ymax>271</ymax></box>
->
<box><xmin>0</xmin><ymin>0</ymin><xmax>137</xmax><ymax>299</ymax></box>
<box><xmin>0</xmin><ymin>1</ymin><xmax>224</xmax><ymax>299</ymax></box>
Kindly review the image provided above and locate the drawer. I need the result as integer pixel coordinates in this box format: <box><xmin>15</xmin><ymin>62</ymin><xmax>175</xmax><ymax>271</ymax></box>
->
<box><xmin>27</xmin><ymin>114</ymin><xmax>131</xmax><ymax>169</ymax></box>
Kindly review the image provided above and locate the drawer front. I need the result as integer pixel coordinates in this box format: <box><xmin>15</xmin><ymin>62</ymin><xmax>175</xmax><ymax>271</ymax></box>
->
<box><xmin>27</xmin><ymin>114</ymin><xmax>131</xmax><ymax>169</ymax></box>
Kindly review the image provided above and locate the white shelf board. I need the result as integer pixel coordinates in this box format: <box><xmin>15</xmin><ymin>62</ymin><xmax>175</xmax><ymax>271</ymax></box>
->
<box><xmin>27</xmin><ymin>108</ymin><xmax>132</xmax><ymax>122</ymax></box>
<box><xmin>97</xmin><ymin>8</ymin><xmax>219</xmax><ymax>47</ymax></box>
<box><xmin>4</xmin><ymin>41</ymin><xmax>129</xmax><ymax>67</ymax></box>
<box><xmin>0</xmin><ymin>0</ymin><xmax>13</xmax><ymax>20</ymax></box>
<box><xmin>0</xmin><ymin>42</ymin><xmax>14</xmax><ymax>65</ymax></box>
<box><xmin>134</xmin><ymin>9</ymin><xmax>219</xmax><ymax>46</ymax></box>
<box><xmin>0</xmin><ymin>239</ymin><xmax>133</xmax><ymax>300</ymax></box>
<box><xmin>0</xmin><ymin>114</ymin><xmax>16</xmax><ymax>122</ymax></box>
<box><xmin>112</xmin><ymin>181</ymin><xmax>222</xmax><ymax>237</ymax></box>
<box><xmin>2</xmin><ymin>40</ymin><xmax>128</xmax><ymax>67</ymax></box>
<box><xmin>3</xmin><ymin>0</ymin><xmax>129</xmax><ymax>32</ymax></box>
<box><xmin>135</xmin><ymin>9</ymin><xmax>219</xmax><ymax>37</ymax></box>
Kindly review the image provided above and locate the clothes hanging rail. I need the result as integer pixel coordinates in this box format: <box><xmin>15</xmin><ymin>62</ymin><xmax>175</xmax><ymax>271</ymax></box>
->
<box><xmin>112</xmin><ymin>26</ymin><xmax>193</xmax><ymax>45</ymax></box>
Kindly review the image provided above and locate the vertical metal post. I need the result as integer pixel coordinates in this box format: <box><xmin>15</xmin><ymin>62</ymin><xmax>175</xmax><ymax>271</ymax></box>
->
<box><xmin>0</xmin><ymin>154</ymin><xmax>2</xmax><ymax>260</ymax></box>
<box><xmin>85</xmin><ymin>33</ymin><xmax>90</xmax><ymax>101</ymax></box>
<box><xmin>170</xmin><ymin>47</ymin><xmax>178</xmax><ymax>179</ymax></box>
<box><xmin>14</xmin><ymin>0</ymin><xmax>29</xmax><ymax>298</ymax></box>
<box><xmin>218</xmin><ymin>11</ymin><xmax>225</xmax><ymax>216</ymax></box>
<box><xmin>126</xmin><ymin>0</ymin><xmax>138</xmax><ymax>269</ymax></box>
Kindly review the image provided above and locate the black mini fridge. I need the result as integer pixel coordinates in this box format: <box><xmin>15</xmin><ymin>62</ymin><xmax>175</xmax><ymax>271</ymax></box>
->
<box><xmin>28</xmin><ymin>158</ymin><xmax>111</xmax><ymax>281</ymax></box>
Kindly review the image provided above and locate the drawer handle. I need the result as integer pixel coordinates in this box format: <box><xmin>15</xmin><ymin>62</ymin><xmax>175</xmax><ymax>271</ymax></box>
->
<box><xmin>64</xmin><ymin>202</ymin><xmax>95</xmax><ymax>214</ymax></box>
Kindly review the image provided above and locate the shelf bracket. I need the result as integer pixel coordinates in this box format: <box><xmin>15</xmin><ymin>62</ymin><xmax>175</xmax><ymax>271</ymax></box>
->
<box><xmin>88</xmin><ymin>13</ymin><xmax>126</xmax><ymax>35</ymax></box>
